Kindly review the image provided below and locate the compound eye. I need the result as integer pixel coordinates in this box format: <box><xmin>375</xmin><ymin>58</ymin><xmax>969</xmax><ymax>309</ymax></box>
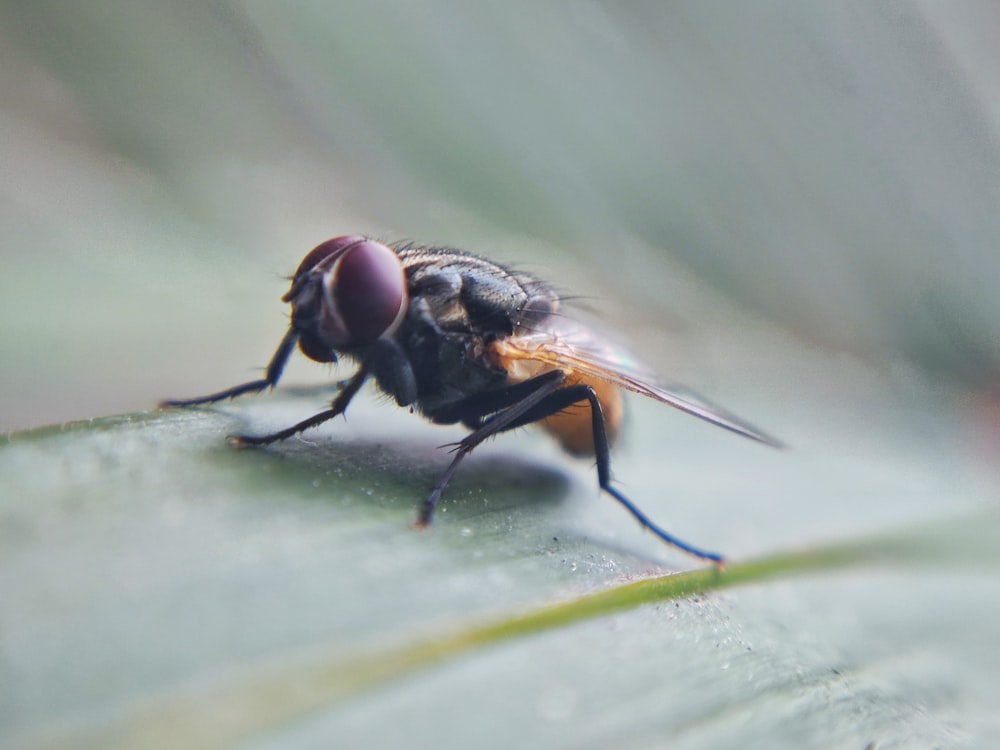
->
<box><xmin>324</xmin><ymin>239</ymin><xmax>408</xmax><ymax>345</ymax></box>
<box><xmin>291</xmin><ymin>235</ymin><xmax>367</xmax><ymax>281</ymax></box>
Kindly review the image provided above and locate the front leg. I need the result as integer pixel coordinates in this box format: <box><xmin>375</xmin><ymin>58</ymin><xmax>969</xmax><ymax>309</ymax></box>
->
<box><xmin>159</xmin><ymin>327</ymin><xmax>300</xmax><ymax>408</ymax></box>
<box><xmin>230</xmin><ymin>366</ymin><xmax>369</xmax><ymax>446</ymax></box>
<box><xmin>369</xmin><ymin>337</ymin><xmax>418</xmax><ymax>407</ymax></box>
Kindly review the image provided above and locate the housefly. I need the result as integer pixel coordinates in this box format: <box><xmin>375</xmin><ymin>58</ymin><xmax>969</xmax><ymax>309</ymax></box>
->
<box><xmin>160</xmin><ymin>236</ymin><xmax>782</xmax><ymax>564</ymax></box>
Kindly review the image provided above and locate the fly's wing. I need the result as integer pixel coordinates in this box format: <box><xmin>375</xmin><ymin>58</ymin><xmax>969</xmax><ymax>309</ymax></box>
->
<box><xmin>498</xmin><ymin>317</ymin><xmax>784</xmax><ymax>448</ymax></box>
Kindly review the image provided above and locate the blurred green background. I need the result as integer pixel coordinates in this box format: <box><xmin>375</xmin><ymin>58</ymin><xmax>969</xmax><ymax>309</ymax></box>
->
<box><xmin>3</xmin><ymin>2</ymin><xmax>999</xmax><ymax>432</ymax></box>
<box><xmin>2</xmin><ymin>2</ymin><xmax>1000</xmax><ymax>748</ymax></box>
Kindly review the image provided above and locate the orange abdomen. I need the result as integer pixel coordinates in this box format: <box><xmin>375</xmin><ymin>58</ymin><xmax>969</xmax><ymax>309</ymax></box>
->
<box><xmin>489</xmin><ymin>339</ymin><xmax>623</xmax><ymax>458</ymax></box>
<box><xmin>541</xmin><ymin>373</ymin><xmax>623</xmax><ymax>457</ymax></box>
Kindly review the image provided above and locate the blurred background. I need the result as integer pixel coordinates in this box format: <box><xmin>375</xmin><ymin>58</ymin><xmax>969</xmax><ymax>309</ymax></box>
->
<box><xmin>2</xmin><ymin>1</ymin><xmax>999</xmax><ymax>445</ymax></box>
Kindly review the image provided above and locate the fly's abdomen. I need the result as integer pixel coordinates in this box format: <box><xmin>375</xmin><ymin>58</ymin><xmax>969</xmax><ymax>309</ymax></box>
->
<box><xmin>490</xmin><ymin>338</ymin><xmax>624</xmax><ymax>457</ymax></box>
<box><xmin>540</xmin><ymin>373</ymin><xmax>623</xmax><ymax>456</ymax></box>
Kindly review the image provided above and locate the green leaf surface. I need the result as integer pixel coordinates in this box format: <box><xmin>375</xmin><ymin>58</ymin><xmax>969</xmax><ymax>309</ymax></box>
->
<box><xmin>2</xmin><ymin>390</ymin><xmax>997</xmax><ymax>749</ymax></box>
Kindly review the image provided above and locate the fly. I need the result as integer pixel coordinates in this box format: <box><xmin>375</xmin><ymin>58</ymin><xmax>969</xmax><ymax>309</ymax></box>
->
<box><xmin>160</xmin><ymin>235</ymin><xmax>783</xmax><ymax>565</ymax></box>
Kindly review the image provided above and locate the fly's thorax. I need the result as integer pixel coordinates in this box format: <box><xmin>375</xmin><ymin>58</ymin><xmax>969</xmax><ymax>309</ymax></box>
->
<box><xmin>396</xmin><ymin>243</ymin><xmax>559</xmax><ymax>337</ymax></box>
<box><xmin>389</xmin><ymin>244</ymin><xmax>560</xmax><ymax>414</ymax></box>
<box><xmin>394</xmin><ymin>313</ymin><xmax>508</xmax><ymax>418</ymax></box>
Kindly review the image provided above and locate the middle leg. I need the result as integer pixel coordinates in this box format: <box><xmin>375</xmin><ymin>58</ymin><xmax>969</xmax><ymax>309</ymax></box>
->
<box><xmin>449</xmin><ymin>382</ymin><xmax>725</xmax><ymax>564</ymax></box>
<box><xmin>418</xmin><ymin>370</ymin><xmax>567</xmax><ymax>525</ymax></box>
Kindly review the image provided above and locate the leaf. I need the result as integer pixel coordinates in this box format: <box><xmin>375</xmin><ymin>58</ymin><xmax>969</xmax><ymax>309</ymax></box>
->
<box><xmin>1</xmin><ymin>390</ymin><xmax>997</xmax><ymax>750</ymax></box>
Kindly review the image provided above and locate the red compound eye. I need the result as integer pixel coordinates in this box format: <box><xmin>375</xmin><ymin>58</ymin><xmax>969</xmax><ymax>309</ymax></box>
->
<box><xmin>322</xmin><ymin>238</ymin><xmax>408</xmax><ymax>346</ymax></box>
<box><xmin>290</xmin><ymin>235</ymin><xmax>367</xmax><ymax>281</ymax></box>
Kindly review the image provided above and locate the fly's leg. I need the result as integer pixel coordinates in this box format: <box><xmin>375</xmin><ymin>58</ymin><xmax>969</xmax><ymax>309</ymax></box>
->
<box><xmin>230</xmin><ymin>366</ymin><xmax>369</xmax><ymax>446</ymax></box>
<box><xmin>418</xmin><ymin>370</ymin><xmax>567</xmax><ymax>526</ymax></box>
<box><xmin>159</xmin><ymin>328</ymin><xmax>300</xmax><ymax>408</ymax></box>
<box><xmin>475</xmin><ymin>383</ymin><xmax>725</xmax><ymax>566</ymax></box>
<box><xmin>368</xmin><ymin>337</ymin><xmax>417</xmax><ymax>407</ymax></box>
<box><xmin>235</xmin><ymin>336</ymin><xmax>413</xmax><ymax>446</ymax></box>
<box><xmin>431</xmin><ymin>373</ymin><xmax>574</xmax><ymax>428</ymax></box>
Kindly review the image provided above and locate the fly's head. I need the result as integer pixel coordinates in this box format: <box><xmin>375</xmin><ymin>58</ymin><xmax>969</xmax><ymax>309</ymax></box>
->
<box><xmin>284</xmin><ymin>236</ymin><xmax>409</xmax><ymax>363</ymax></box>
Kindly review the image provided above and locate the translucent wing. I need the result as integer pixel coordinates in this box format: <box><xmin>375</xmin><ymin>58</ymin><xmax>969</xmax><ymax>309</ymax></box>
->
<box><xmin>495</xmin><ymin>316</ymin><xmax>784</xmax><ymax>448</ymax></box>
